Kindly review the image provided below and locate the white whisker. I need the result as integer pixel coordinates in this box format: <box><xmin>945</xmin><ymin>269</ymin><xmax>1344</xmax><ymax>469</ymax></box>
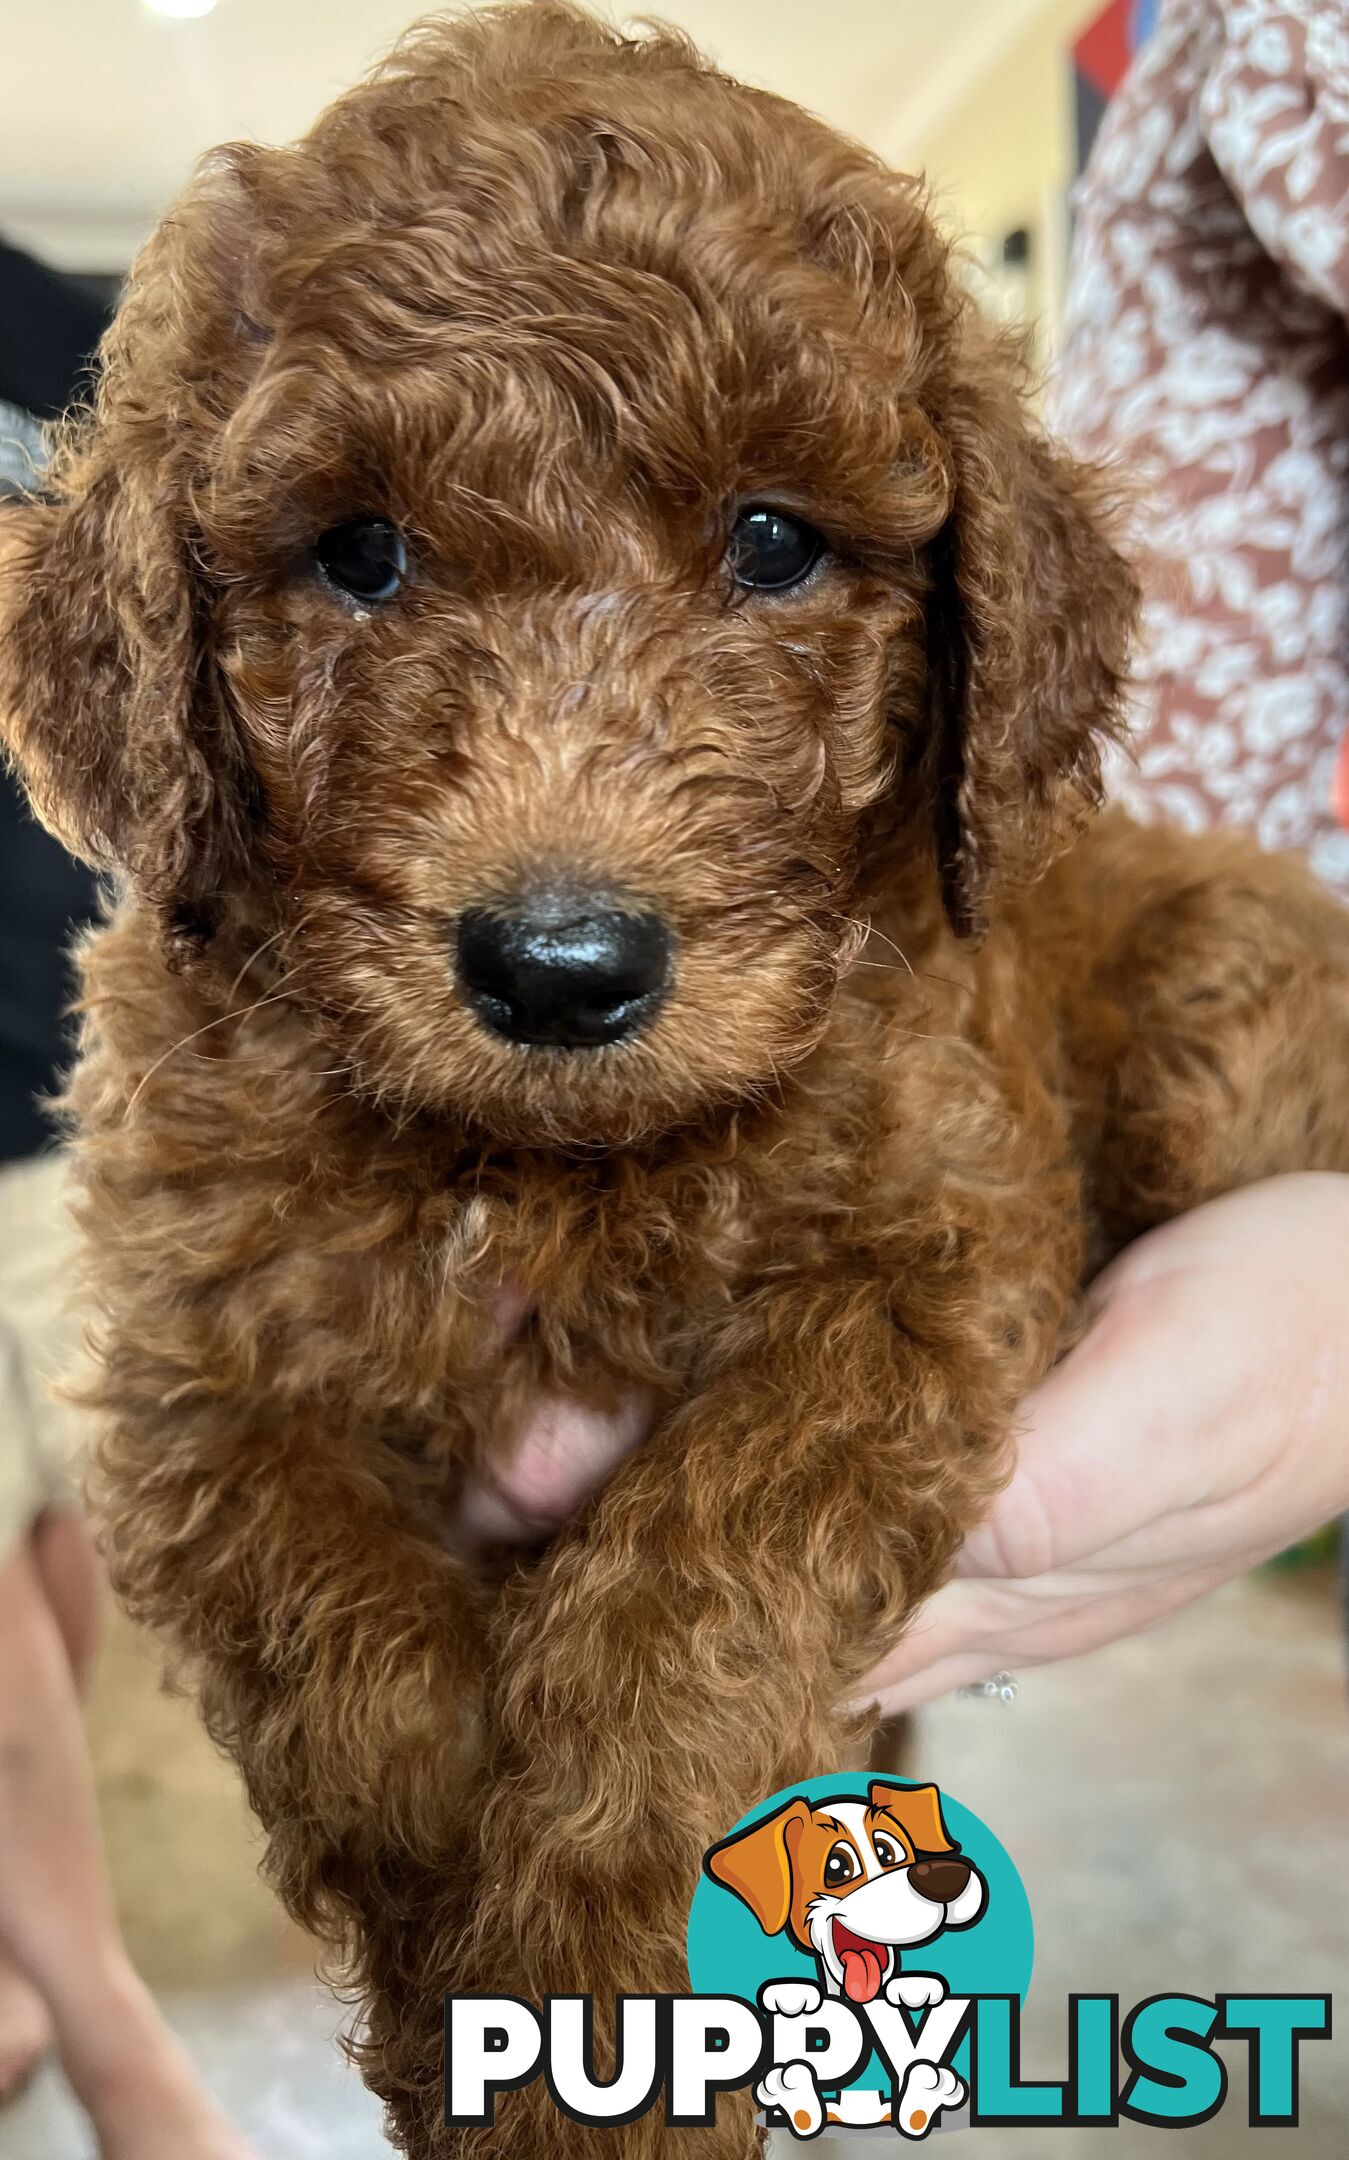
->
<box><xmin>123</xmin><ymin>991</ymin><xmax>295</xmax><ymax>1117</ymax></box>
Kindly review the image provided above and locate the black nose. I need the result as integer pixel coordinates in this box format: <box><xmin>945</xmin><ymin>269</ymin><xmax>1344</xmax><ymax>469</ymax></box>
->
<box><xmin>908</xmin><ymin>1857</ymin><xmax>972</xmax><ymax>1906</ymax></box>
<box><xmin>456</xmin><ymin>895</ymin><xmax>672</xmax><ymax>1048</ymax></box>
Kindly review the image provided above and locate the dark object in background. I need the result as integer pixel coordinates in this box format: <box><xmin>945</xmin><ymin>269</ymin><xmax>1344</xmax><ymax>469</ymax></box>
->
<box><xmin>0</xmin><ymin>239</ymin><xmax>108</xmax><ymax>419</ymax></box>
<box><xmin>0</xmin><ymin>237</ymin><xmax>111</xmax><ymax>1164</ymax></box>
<box><xmin>0</xmin><ymin>782</ymin><xmax>105</xmax><ymax>1164</ymax></box>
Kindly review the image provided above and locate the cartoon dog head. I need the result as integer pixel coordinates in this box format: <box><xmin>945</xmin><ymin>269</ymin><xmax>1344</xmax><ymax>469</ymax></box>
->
<box><xmin>705</xmin><ymin>1781</ymin><xmax>986</xmax><ymax>2005</ymax></box>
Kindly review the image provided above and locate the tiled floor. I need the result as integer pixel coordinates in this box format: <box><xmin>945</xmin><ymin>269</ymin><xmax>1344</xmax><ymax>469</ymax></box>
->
<box><xmin>2</xmin><ymin>1564</ymin><xmax>1344</xmax><ymax>2157</ymax></box>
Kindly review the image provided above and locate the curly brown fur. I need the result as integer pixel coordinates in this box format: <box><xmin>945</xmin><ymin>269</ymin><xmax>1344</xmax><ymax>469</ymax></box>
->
<box><xmin>2</xmin><ymin>7</ymin><xmax>1347</xmax><ymax>2154</ymax></box>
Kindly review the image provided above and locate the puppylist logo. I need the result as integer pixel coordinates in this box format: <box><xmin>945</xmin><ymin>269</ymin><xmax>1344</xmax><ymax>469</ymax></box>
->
<box><xmin>445</xmin><ymin>1774</ymin><xmax>1332</xmax><ymax>2137</ymax></box>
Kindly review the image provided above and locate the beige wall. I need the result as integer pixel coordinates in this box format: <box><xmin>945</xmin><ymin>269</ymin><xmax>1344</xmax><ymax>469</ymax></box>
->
<box><xmin>1</xmin><ymin>0</ymin><xmax>1045</xmax><ymax>274</ymax></box>
<box><xmin>917</xmin><ymin>0</ymin><xmax>1097</xmax><ymax>338</ymax></box>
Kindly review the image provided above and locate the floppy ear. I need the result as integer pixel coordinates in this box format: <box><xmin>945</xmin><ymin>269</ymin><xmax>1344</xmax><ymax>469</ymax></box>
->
<box><xmin>0</xmin><ymin>157</ymin><xmax>262</xmax><ymax>957</ymax></box>
<box><xmin>703</xmin><ymin>1797</ymin><xmax>811</xmax><ymax>1936</ymax></box>
<box><xmin>869</xmin><ymin>1781</ymin><xmax>957</xmax><ymax>1857</ymax></box>
<box><xmin>926</xmin><ymin>321</ymin><xmax>1138</xmax><ymax>935</ymax></box>
<box><xmin>0</xmin><ymin>483</ymin><xmax>232</xmax><ymax>951</ymax></box>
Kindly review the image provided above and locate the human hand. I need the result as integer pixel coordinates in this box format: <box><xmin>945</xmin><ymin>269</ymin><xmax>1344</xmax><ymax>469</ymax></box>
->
<box><xmin>857</xmin><ymin>1174</ymin><xmax>1349</xmax><ymax>1712</ymax></box>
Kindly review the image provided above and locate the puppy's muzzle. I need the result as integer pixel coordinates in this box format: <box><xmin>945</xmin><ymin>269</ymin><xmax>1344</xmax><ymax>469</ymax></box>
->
<box><xmin>908</xmin><ymin>1855</ymin><xmax>972</xmax><ymax>1906</ymax></box>
<box><xmin>456</xmin><ymin>888</ymin><xmax>672</xmax><ymax>1049</ymax></box>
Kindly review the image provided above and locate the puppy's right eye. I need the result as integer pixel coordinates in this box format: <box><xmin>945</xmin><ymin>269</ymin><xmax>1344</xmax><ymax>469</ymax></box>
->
<box><xmin>824</xmin><ymin>1842</ymin><xmax>857</xmax><ymax>1887</ymax></box>
<box><xmin>314</xmin><ymin>518</ymin><xmax>407</xmax><ymax>603</ymax></box>
<box><xmin>726</xmin><ymin>504</ymin><xmax>825</xmax><ymax>592</ymax></box>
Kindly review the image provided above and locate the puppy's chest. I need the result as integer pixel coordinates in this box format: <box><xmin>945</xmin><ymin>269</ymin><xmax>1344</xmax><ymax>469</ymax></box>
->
<box><xmin>443</xmin><ymin>1125</ymin><xmax>863</xmax><ymax>1415</ymax></box>
<box><xmin>434</xmin><ymin>1018</ymin><xmax>1032</xmax><ymax>1414</ymax></box>
<box><xmin>477</xmin><ymin>1163</ymin><xmax>782</xmax><ymax>1396</ymax></box>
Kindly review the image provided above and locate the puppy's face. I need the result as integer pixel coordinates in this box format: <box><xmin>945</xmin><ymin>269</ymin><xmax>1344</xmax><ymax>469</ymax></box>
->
<box><xmin>195</xmin><ymin>188</ymin><xmax>936</xmax><ymax>1145</ymax></box>
<box><xmin>706</xmin><ymin>1781</ymin><xmax>986</xmax><ymax>2003</ymax></box>
<box><xmin>0</xmin><ymin>5</ymin><xmax>1134</xmax><ymax>1147</ymax></box>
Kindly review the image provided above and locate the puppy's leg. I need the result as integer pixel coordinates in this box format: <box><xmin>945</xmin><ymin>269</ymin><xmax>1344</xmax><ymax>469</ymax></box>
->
<box><xmin>867</xmin><ymin>1709</ymin><xmax>915</xmax><ymax>1776</ymax></box>
<box><xmin>1066</xmin><ymin>832</ymin><xmax>1349</xmax><ymax>1249</ymax></box>
<box><xmin>91</xmin><ymin>1388</ymin><xmax>486</xmax><ymax>1929</ymax></box>
<box><xmin>415</xmin><ymin>1272</ymin><xmax>1040</xmax><ymax>2159</ymax></box>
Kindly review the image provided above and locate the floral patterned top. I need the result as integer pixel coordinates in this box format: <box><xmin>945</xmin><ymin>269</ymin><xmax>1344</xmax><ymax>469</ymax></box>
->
<box><xmin>1053</xmin><ymin>0</ymin><xmax>1349</xmax><ymax>894</ymax></box>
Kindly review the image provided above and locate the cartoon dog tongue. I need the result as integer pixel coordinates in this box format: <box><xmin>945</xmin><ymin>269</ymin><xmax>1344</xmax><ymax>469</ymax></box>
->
<box><xmin>834</xmin><ymin>1922</ymin><xmax>887</xmax><ymax>2004</ymax></box>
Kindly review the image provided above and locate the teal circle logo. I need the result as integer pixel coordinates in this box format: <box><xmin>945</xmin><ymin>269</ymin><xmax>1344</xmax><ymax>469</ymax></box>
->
<box><xmin>687</xmin><ymin>1775</ymin><xmax>1032</xmax><ymax>2102</ymax></box>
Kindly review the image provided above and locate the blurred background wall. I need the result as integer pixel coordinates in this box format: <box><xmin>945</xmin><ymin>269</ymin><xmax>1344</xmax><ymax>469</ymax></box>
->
<box><xmin>0</xmin><ymin>0</ymin><xmax>1109</xmax><ymax>343</ymax></box>
<box><xmin>917</xmin><ymin>0</ymin><xmax>1090</xmax><ymax>332</ymax></box>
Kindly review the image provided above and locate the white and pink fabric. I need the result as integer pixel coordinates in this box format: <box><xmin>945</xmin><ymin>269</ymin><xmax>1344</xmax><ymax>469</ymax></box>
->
<box><xmin>1054</xmin><ymin>0</ymin><xmax>1349</xmax><ymax>893</ymax></box>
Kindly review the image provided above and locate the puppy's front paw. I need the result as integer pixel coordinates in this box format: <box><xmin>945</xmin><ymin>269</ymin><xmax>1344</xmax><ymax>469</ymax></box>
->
<box><xmin>896</xmin><ymin>2061</ymin><xmax>965</xmax><ymax>2138</ymax></box>
<box><xmin>756</xmin><ymin>2060</ymin><xmax>824</xmax><ymax>2139</ymax></box>
<box><xmin>760</xmin><ymin>1979</ymin><xmax>823</xmax><ymax>2019</ymax></box>
<box><xmin>885</xmin><ymin>1972</ymin><xmax>947</xmax><ymax>2011</ymax></box>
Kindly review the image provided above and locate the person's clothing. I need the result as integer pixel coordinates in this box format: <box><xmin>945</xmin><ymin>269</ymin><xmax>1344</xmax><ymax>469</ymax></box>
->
<box><xmin>1054</xmin><ymin>0</ymin><xmax>1349</xmax><ymax>894</ymax></box>
<box><xmin>0</xmin><ymin>239</ymin><xmax>106</xmax><ymax>421</ymax></box>
<box><xmin>0</xmin><ymin>778</ymin><xmax>100</xmax><ymax>1165</ymax></box>
<box><xmin>0</xmin><ymin>1152</ymin><xmax>86</xmax><ymax>1554</ymax></box>
<box><xmin>0</xmin><ymin>241</ymin><xmax>108</xmax><ymax>1164</ymax></box>
<box><xmin>0</xmin><ymin>396</ymin><xmax>45</xmax><ymax>498</ymax></box>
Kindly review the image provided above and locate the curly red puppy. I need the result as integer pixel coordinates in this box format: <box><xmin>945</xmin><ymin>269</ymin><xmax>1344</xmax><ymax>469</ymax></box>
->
<box><xmin>2</xmin><ymin>6</ymin><xmax>1346</xmax><ymax>2155</ymax></box>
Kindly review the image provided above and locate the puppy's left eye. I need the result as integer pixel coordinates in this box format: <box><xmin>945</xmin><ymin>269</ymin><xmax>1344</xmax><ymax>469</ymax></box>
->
<box><xmin>314</xmin><ymin>517</ymin><xmax>408</xmax><ymax>603</ymax></box>
<box><xmin>873</xmin><ymin>1835</ymin><xmax>902</xmax><ymax>1869</ymax></box>
<box><xmin>727</xmin><ymin>505</ymin><xmax>825</xmax><ymax>592</ymax></box>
